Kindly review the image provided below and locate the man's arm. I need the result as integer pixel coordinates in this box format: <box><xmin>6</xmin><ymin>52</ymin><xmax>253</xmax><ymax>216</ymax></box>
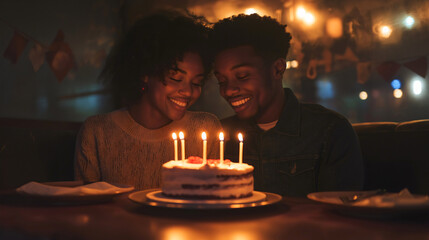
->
<box><xmin>317</xmin><ymin>118</ymin><xmax>365</xmax><ymax>191</ymax></box>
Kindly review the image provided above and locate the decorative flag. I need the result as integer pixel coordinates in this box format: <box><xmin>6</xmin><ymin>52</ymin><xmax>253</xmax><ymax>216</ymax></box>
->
<box><xmin>376</xmin><ymin>61</ymin><xmax>401</xmax><ymax>82</ymax></box>
<box><xmin>46</xmin><ymin>30</ymin><xmax>75</xmax><ymax>82</ymax></box>
<box><xmin>403</xmin><ymin>56</ymin><xmax>427</xmax><ymax>79</ymax></box>
<box><xmin>28</xmin><ymin>43</ymin><xmax>46</xmax><ymax>72</ymax></box>
<box><xmin>3</xmin><ymin>31</ymin><xmax>28</xmax><ymax>64</ymax></box>
<box><xmin>356</xmin><ymin>62</ymin><xmax>371</xmax><ymax>84</ymax></box>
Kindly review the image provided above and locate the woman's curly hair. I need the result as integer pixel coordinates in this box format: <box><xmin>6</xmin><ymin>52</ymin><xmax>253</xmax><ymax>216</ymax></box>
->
<box><xmin>209</xmin><ymin>13</ymin><xmax>292</xmax><ymax>63</ymax></box>
<box><xmin>100</xmin><ymin>10</ymin><xmax>211</xmax><ymax>105</ymax></box>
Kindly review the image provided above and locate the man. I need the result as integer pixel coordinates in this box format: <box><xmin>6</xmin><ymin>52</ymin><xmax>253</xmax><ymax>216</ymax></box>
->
<box><xmin>210</xmin><ymin>14</ymin><xmax>364</xmax><ymax>197</ymax></box>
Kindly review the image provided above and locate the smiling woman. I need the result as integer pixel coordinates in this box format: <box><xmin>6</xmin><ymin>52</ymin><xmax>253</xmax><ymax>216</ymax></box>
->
<box><xmin>73</xmin><ymin>10</ymin><xmax>222</xmax><ymax>190</ymax></box>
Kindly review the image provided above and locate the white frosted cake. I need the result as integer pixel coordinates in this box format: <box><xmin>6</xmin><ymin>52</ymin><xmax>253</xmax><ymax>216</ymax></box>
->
<box><xmin>161</xmin><ymin>156</ymin><xmax>254</xmax><ymax>199</ymax></box>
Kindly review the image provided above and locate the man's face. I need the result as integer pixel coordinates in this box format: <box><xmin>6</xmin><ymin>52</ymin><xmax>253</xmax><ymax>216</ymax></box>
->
<box><xmin>214</xmin><ymin>45</ymin><xmax>282</xmax><ymax>123</ymax></box>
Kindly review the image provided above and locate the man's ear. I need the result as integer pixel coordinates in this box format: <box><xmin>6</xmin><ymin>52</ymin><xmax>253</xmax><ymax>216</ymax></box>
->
<box><xmin>272</xmin><ymin>58</ymin><xmax>286</xmax><ymax>81</ymax></box>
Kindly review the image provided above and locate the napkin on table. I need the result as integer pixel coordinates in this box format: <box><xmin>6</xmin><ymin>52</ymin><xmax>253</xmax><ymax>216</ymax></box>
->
<box><xmin>16</xmin><ymin>181</ymin><xmax>134</xmax><ymax>196</ymax></box>
<box><xmin>353</xmin><ymin>188</ymin><xmax>429</xmax><ymax>207</ymax></box>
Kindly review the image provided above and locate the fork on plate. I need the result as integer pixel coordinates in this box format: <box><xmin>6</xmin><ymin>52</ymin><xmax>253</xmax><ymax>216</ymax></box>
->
<box><xmin>339</xmin><ymin>189</ymin><xmax>387</xmax><ymax>204</ymax></box>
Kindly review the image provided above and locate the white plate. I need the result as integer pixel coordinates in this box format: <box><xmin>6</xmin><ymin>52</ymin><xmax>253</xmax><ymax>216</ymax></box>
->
<box><xmin>129</xmin><ymin>189</ymin><xmax>282</xmax><ymax>209</ymax></box>
<box><xmin>13</xmin><ymin>181</ymin><xmax>134</xmax><ymax>205</ymax></box>
<box><xmin>307</xmin><ymin>191</ymin><xmax>429</xmax><ymax>218</ymax></box>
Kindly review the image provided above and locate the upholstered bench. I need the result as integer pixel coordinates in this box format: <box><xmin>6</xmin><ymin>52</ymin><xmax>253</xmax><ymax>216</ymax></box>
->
<box><xmin>1</xmin><ymin>117</ymin><xmax>429</xmax><ymax>194</ymax></box>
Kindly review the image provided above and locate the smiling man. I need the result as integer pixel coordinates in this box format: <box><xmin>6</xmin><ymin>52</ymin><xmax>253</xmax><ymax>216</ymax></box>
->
<box><xmin>210</xmin><ymin>14</ymin><xmax>364</xmax><ymax>197</ymax></box>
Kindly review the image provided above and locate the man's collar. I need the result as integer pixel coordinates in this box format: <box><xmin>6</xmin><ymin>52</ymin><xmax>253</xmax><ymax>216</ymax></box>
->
<box><xmin>274</xmin><ymin>88</ymin><xmax>301</xmax><ymax>136</ymax></box>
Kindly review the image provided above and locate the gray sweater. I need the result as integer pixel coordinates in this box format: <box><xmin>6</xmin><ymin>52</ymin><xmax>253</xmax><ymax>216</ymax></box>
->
<box><xmin>74</xmin><ymin>109</ymin><xmax>222</xmax><ymax>190</ymax></box>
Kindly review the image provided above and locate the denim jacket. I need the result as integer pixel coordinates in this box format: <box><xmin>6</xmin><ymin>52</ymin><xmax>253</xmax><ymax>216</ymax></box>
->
<box><xmin>221</xmin><ymin>88</ymin><xmax>364</xmax><ymax>197</ymax></box>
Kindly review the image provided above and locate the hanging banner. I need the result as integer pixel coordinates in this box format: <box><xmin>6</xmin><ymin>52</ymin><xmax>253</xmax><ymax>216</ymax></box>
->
<box><xmin>3</xmin><ymin>31</ymin><xmax>28</xmax><ymax>64</ymax></box>
<box><xmin>376</xmin><ymin>61</ymin><xmax>401</xmax><ymax>82</ymax></box>
<box><xmin>403</xmin><ymin>56</ymin><xmax>427</xmax><ymax>79</ymax></box>
<box><xmin>46</xmin><ymin>30</ymin><xmax>76</xmax><ymax>82</ymax></box>
<box><xmin>28</xmin><ymin>43</ymin><xmax>46</xmax><ymax>72</ymax></box>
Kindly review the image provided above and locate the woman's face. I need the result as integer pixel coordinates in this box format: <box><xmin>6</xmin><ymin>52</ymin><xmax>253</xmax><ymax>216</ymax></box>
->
<box><xmin>144</xmin><ymin>52</ymin><xmax>205</xmax><ymax>124</ymax></box>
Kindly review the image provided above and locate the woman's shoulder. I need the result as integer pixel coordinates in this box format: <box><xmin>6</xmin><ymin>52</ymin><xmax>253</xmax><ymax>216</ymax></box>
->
<box><xmin>82</xmin><ymin>109</ymin><xmax>126</xmax><ymax>129</ymax></box>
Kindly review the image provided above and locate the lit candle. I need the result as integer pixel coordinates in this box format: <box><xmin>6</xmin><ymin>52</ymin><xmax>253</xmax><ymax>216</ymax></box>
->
<box><xmin>219</xmin><ymin>132</ymin><xmax>224</xmax><ymax>164</ymax></box>
<box><xmin>238</xmin><ymin>133</ymin><xmax>243</xmax><ymax>164</ymax></box>
<box><xmin>202</xmin><ymin>132</ymin><xmax>207</xmax><ymax>165</ymax></box>
<box><xmin>172</xmin><ymin>133</ymin><xmax>178</xmax><ymax>161</ymax></box>
<box><xmin>179</xmin><ymin>132</ymin><xmax>185</xmax><ymax>161</ymax></box>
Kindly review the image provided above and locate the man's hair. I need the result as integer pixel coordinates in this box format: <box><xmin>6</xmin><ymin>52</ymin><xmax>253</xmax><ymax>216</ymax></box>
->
<box><xmin>209</xmin><ymin>14</ymin><xmax>292</xmax><ymax>63</ymax></box>
<box><xmin>100</xmin><ymin>10</ymin><xmax>210</xmax><ymax>105</ymax></box>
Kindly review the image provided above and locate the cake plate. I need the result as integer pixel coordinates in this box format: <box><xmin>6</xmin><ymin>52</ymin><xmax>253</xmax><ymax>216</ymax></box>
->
<box><xmin>128</xmin><ymin>189</ymin><xmax>282</xmax><ymax>209</ymax></box>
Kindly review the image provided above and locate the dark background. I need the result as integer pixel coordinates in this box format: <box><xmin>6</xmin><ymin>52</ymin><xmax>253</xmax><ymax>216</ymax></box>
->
<box><xmin>1</xmin><ymin>0</ymin><xmax>429</xmax><ymax>123</ymax></box>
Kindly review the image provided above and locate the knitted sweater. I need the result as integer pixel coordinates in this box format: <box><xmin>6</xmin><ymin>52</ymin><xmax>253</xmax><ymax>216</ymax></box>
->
<box><xmin>74</xmin><ymin>109</ymin><xmax>222</xmax><ymax>190</ymax></box>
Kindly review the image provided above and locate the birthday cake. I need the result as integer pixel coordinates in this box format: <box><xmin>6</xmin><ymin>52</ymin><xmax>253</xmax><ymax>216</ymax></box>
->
<box><xmin>161</xmin><ymin>156</ymin><xmax>254</xmax><ymax>199</ymax></box>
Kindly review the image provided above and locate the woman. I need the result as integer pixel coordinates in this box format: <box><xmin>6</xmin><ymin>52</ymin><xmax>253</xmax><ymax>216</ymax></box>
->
<box><xmin>74</xmin><ymin>10</ymin><xmax>221</xmax><ymax>189</ymax></box>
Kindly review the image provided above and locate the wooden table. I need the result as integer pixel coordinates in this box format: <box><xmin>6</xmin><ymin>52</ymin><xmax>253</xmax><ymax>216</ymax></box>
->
<box><xmin>1</xmin><ymin>191</ymin><xmax>428</xmax><ymax>240</ymax></box>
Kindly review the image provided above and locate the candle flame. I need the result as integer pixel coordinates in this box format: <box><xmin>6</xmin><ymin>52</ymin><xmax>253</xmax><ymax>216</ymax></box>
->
<box><xmin>202</xmin><ymin>132</ymin><xmax>207</xmax><ymax>141</ymax></box>
<box><xmin>238</xmin><ymin>133</ymin><xmax>243</xmax><ymax>142</ymax></box>
<box><xmin>172</xmin><ymin>132</ymin><xmax>177</xmax><ymax>140</ymax></box>
<box><xmin>179</xmin><ymin>132</ymin><xmax>184</xmax><ymax>140</ymax></box>
<box><xmin>219</xmin><ymin>132</ymin><xmax>224</xmax><ymax>141</ymax></box>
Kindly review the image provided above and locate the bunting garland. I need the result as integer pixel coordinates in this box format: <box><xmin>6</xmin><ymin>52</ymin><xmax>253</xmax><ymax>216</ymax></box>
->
<box><xmin>403</xmin><ymin>57</ymin><xmax>427</xmax><ymax>79</ymax></box>
<box><xmin>1</xmin><ymin>18</ymin><xmax>76</xmax><ymax>82</ymax></box>
<box><xmin>46</xmin><ymin>30</ymin><xmax>76</xmax><ymax>82</ymax></box>
<box><xmin>3</xmin><ymin>31</ymin><xmax>28</xmax><ymax>64</ymax></box>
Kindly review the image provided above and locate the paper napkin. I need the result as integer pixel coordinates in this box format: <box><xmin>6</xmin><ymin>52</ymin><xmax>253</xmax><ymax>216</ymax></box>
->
<box><xmin>16</xmin><ymin>181</ymin><xmax>134</xmax><ymax>196</ymax></box>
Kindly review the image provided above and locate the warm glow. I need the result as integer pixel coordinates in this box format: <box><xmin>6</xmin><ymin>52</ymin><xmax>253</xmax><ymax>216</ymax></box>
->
<box><xmin>202</xmin><ymin>132</ymin><xmax>207</xmax><ymax>141</ymax></box>
<box><xmin>379</xmin><ymin>25</ymin><xmax>392</xmax><ymax>38</ymax></box>
<box><xmin>404</xmin><ymin>16</ymin><xmax>415</xmax><ymax>29</ymax></box>
<box><xmin>172</xmin><ymin>132</ymin><xmax>177</xmax><ymax>140</ymax></box>
<box><xmin>179</xmin><ymin>132</ymin><xmax>184</xmax><ymax>140</ymax></box>
<box><xmin>296</xmin><ymin>6</ymin><xmax>306</xmax><ymax>19</ymax></box>
<box><xmin>326</xmin><ymin>17</ymin><xmax>343</xmax><ymax>38</ymax></box>
<box><xmin>245</xmin><ymin>8</ymin><xmax>258</xmax><ymax>15</ymax></box>
<box><xmin>359</xmin><ymin>91</ymin><xmax>368</xmax><ymax>100</ymax></box>
<box><xmin>238</xmin><ymin>133</ymin><xmax>243</xmax><ymax>142</ymax></box>
<box><xmin>291</xmin><ymin>60</ymin><xmax>299</xmax><ymax>68</ymax></box>
<box><xmin>219</xmin><ymin>132</ymin><xmax>224</xmax><ymax>141</ymax></box>
<box><xmin>286</xmin><ymin>61</ymin><xmax>291</xmax><ymax>69</ymax></box>
<box><xmin>303</xmin><ymin>12</ymin><xmax>315</xmax><ymax>26</ymax></box>
<box><xmin>393</xmin><ymin>89</ymin><xmax>403</xmax><ymax>98</ymax></box>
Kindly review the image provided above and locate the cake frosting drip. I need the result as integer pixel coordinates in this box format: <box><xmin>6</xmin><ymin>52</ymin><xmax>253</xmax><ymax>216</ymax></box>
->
<box><xmin>162</xmin><ymin>156</ymin><xmax>254</xmax><ymax>199</ymax></box>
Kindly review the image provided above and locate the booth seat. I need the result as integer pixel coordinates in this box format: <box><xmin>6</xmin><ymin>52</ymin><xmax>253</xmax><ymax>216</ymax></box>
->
<box><xmin>1</xmin><ymin>117</ymin><xmax>429</xmax><ymax>194</ymax></box>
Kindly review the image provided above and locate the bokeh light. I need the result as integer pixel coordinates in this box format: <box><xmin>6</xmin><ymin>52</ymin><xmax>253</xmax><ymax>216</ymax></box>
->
<box><xmin>326</xmin><ymin>17</ymin><xmax>343</xmax><ymax>38</ymax></box>
<box><xmin>244</xmin><ymin>8</ymin><xmax>258</xmax><ymax>15</ymax></box>
<box><xmin>379</xmin><ymin>25</ymin><xmax>392</xmax><ymax>38</ymax></box>
<box><xmin>290</xmin><ymin>60</ymin><xmax>299</xmax><ymax>68</ymax></box>
<box><xmin>359</xmin><ymin>91</ymin><xmax>368</xmax><ymax>100</ymax></box>
<box><xmin>303</xmin><ymin>12</ymin><xmax>315</xmax><ymax>26</ymax></box>
<box><xmin>411</xmin><ymin>79</ymin><xmax>423</xmax><ymax>95</ymax></box>
<box><xmin>393</xmin><ymin>89</ymin><xmax>403</xmax><ymax>99</ymax></box>
<box><xmin>391</xmin><ymin>79</ymin><xmax>401</xmax><ymax>89</ymax></box>
<box><xmin>296</xmin><ymin>6</ymin><xmax>306</xmax><ymax>19</ymax></box>
<box><xmin>404</xmin><ymin>16</ymin><xmax>415</xmax><ymax>29</ymax></box>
